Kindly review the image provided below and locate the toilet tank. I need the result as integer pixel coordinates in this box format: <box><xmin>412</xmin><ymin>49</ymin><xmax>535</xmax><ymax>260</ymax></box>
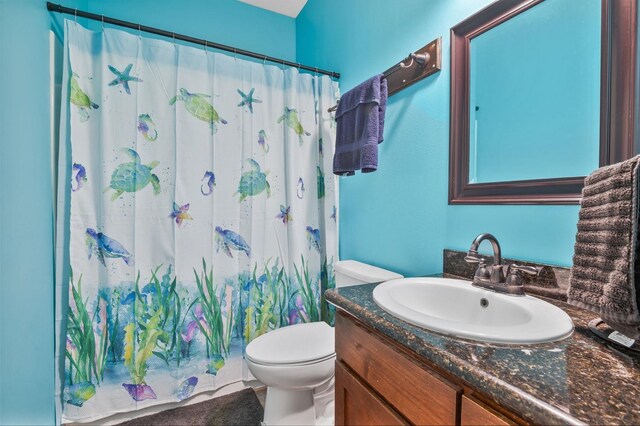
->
<box><xmin>334</xmin><ymin>260</ymin><xmax>403</xmax><ymax>288</ymax></box>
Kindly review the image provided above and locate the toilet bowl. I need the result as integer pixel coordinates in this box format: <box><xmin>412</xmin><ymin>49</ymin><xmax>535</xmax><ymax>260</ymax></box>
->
<box><xmin>246</xmin><ymin>260</ymin><xmax>403</xmax><ymax>425</ymax></box>
<box><xmin>246</xmin><ymin>322</ymin><xmax>335</xmax><ymax>425</ymax></box>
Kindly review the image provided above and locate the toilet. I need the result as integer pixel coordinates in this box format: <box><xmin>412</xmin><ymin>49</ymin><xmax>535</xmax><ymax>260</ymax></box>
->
<box><xmin>246</xmin><ymin>260</ymin><xmax>403</xmax><ymax>425</ymax></box>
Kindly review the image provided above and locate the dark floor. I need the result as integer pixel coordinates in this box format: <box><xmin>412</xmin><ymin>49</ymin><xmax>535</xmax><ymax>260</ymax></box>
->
<box><xmin>118</xmin><ymin>388</ymin><xmax>264</xmax><ymax>426</ymax></box>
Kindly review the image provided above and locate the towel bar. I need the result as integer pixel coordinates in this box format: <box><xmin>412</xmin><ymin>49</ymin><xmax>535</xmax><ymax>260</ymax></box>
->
<box><xmin>327</xmin><ymin>37</ymin><xmax>442</xmax><ymax>113</ymax></box>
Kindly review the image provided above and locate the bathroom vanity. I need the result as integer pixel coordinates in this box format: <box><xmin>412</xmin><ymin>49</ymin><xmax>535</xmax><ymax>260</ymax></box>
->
<box><xmin>335</xmin><ymin>310</ymin><xmax>514</xmax><ymax>425</ymax></box>
<box><xmin>329</xmin><ymin>279</ymin><xmax>640</xmax><ymax>425</ymax></box>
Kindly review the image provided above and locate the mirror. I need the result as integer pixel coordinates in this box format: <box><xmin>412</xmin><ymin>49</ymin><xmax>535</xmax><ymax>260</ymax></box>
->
<box><xmin>469</xmin><ymin>0</ymin><xmax>600</xmax><ymax>183</ymax></box>
<box><xmin>450</xmin><ymin>0</ymin><xmax>637</xmax><ymax>204</ymax></box>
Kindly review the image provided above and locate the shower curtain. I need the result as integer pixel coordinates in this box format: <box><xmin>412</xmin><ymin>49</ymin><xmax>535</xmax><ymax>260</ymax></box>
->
<box><xmin>55</xmin><ymin>21</ymin><xmax>338</xmax><ymax>422</ymax></box>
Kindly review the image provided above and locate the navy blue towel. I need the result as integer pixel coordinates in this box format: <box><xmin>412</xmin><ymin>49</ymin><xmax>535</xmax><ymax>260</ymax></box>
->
<box><xmin>333</xmin><ymin>74</ymin><xmax>388</xmax><ymax>175</ymax></box>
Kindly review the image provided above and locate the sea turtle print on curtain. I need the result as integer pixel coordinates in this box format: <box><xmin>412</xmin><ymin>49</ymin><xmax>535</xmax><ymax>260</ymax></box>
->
<box><xmin>57</xmin><ymin>21</ymin><xmax>338</xmax><ymax>423</ymax></box>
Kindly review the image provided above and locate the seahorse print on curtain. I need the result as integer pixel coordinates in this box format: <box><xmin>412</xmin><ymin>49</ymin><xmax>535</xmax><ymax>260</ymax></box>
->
<box><xmin>56</xmin><ymin>21</ymin><xmax>338</xmax><ymax>423</ymax></box>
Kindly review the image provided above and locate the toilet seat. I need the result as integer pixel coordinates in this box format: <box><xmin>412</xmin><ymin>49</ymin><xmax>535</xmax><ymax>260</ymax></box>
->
<box><xmin>245</xmin><ymin>322</ymin><xmax>335</xmax><ymax>366</ymax></box>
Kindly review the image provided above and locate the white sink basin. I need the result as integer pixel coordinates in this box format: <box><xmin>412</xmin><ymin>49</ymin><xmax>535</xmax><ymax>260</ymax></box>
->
<box><xmin>373</xmin><ymin>277</ymin><xmax>573</xmax><ymax>344</ymax></box>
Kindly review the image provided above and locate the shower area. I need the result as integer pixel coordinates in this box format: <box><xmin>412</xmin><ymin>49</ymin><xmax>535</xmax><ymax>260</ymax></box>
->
<box><xmin>51</xmin><ymin>7</ymin><xmax>339</xmax><ymax>423</ymax></box>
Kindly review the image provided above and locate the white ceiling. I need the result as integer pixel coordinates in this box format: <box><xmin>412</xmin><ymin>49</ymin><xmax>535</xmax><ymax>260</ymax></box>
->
<box><xmin>238</xmin><ymin>0</ymin><xmax>309</xmax><ymax>18</ymax></box>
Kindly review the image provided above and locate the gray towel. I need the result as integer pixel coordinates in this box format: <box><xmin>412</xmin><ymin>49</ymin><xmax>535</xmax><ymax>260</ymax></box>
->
<box><xmin>333</xmin><ymin>74</ymin><xmax>388</xmax><ymax>176</ymax></box>
<box><xmin>568</xmin><ymin>155</ymin><xmax>640</xmax><ymax>338</ymax></box>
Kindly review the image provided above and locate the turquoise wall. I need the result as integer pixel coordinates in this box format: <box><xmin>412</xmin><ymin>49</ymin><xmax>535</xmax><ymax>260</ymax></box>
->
<box><xmin>0</xmin><ymin>1</ymin><xmax>56</xmax><ymax>424</ymax></box>
<box><xmin>297</xmin><ymin>0</ymin><xmax>583</xmax><ymax>276</ymax></box>
<box><xmin>0</xmin><ymin>1</ymin><xmax>295</xmax><ymax>424</ymax></box>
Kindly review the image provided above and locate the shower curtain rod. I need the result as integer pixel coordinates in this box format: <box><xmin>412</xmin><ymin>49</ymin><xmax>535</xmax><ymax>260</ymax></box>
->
<box><xmin>46</xmin><ymin>2</ymin><xmax>341</xmax><ymax>79</ymax></box>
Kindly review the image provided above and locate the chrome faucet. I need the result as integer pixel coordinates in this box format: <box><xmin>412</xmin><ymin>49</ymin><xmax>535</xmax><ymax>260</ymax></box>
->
<box><xmin>465</xmin><ymin>233</ymin><xmax>541</xmax><ymax>296</ymax></box>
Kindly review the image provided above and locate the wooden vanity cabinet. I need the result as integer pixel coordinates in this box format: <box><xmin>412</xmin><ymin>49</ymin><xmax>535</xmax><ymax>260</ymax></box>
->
<box><xmin>335</xmin><ymin>362</ymin><xmax>408</xmax><ymax>425</ymax></box>
<box><xmin>461</xmin><ymin>396</ymin><xmax>510</xmax><ymax>426</ymax></box>
<box><xmin>335</xmin><ymin>311</ymin><xmax>520</xmax><ymax>426</ymax></box>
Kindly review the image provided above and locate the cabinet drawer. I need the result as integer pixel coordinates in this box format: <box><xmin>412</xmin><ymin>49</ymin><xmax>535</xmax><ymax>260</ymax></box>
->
<box><xmin>336</xmin><ymin>361</ymin><xmax>408</xmax><ymax>426</ymax></box>
<box><xmin>461</xmin><ymin>396</ymin><xmax>511</xmax><ymax>426</ymax></box>
<box><xmin>336</xmin><ymin>312</ymin><xmax>461</xmax><ymax>425</ymax></box>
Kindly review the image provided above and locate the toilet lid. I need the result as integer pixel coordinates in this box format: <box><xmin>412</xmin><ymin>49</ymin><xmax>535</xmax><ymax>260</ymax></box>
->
<box><xmin>245</xmin><ymin>322</ymin><xmax>335</xmax><ymax>365</ymax></box>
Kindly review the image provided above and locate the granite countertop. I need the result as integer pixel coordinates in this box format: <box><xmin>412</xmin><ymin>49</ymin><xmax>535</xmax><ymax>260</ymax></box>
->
<box><xmin>326</xmin><ymin>281</ymin><xmax>640</xmax><ymax>425</ymax></box>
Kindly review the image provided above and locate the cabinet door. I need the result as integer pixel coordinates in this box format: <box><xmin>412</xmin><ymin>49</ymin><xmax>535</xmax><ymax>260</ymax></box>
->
<box><xmin>335</xmin><ymin>361</ymin><xmax>408</xmax><ymax>426</ymax></box>
<box><xmin>461</xmin><ymin>396</ymin><xmax>511</xmax><ymax>426</ymax></box>
<box><xmin>336</xmin><ymin>312</ymin><xmax>461</xmax><ymax>425</ymax></box>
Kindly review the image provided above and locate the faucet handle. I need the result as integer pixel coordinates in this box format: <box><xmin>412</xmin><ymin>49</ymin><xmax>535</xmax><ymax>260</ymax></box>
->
<box><xmin>464</xmin><ymin>254</ymin><xmax>483</xmax><ymax>263</ymax></box>
<box><xmin>510</xmin><ymin>264</ymin><xmax>542</xmax><ymax>276</ymax></box>
<box><xmin>466</xmin><ymin>252</ymin><xmax>492</xmax><ymax>280</ymax></box>
<box><xmin>505</xmin><ymin>264</ymin><xmax>541</xmax><ymax>292</ymax></box>
<box><xmin>464</xmin><ymin>250</ymin><xmax>484</xmax><ymax>264</ymax></box>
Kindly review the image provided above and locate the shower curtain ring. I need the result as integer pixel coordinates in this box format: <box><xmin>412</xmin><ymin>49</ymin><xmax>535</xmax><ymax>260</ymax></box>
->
<box><xmin>101</xmin><ymin>15</ymin><xmax>105</xmax><ymax>29</ymax></box>
<box><xmin>204</xmin><ymin>40</ymin><xmax>208</xmax><ymax>55</ymax></box>
<box><xmin>263</xmin><ymin>55</ymin><xmax>267</xmax><ymax>65</ymax></box>
<box><xmin>74</xmin><ymin>9</ymin><xmax>78</xmax><ymax>24</ymax></box>
<box><xmin>234</xmin><ymin>48</ymin><xmax>237</xmax><ymax>61</ymax></box>
<box><xmin>138</xmin><ymin>24</ymin><xmax>142</xmax><ymax>39</ymax></box>
<box><xmin>172</xmin><ymin>32</ymin><xmax>176</xmax><ymax>46</ymax></box>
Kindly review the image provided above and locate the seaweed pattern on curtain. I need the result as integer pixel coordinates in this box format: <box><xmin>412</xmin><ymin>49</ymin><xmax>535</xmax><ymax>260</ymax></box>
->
<box><xmin>60</xmin><ymin>21</ymin><xmax>338</xmax><ymax>422</ymax></box>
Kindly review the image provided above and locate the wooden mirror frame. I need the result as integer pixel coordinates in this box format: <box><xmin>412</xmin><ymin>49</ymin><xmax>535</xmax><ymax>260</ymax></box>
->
<box><xmin>449</xmin><ymin>0</ymin><xmax>638</xmax><ymax>204</ymax></box>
